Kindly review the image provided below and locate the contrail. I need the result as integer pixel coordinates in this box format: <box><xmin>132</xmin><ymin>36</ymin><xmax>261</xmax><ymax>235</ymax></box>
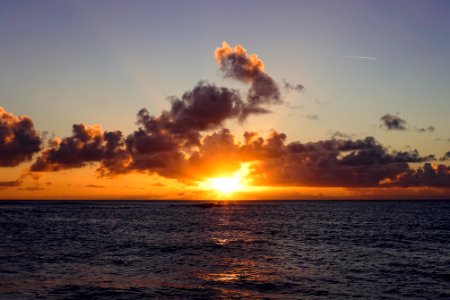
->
<box><xmin>345</xmin><ymin>55</ymin><xmax>377</xmax><ymax>60</ymax></box>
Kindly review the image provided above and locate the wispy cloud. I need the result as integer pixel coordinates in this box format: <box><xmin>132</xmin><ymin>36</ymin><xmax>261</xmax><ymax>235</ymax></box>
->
<box><xmin>303</xmin><ymin>114</ymin><xmax>319</xmax><ymax>120</ymax></box>
<box><xmin>345</xmin><ymin>55</ymin><xmax>377</xmax><ymax>60</ymax></box>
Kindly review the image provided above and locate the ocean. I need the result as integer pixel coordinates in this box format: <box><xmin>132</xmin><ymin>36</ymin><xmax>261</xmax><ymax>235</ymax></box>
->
<box><xmin>0</xmin><ymin>200</ymin><xmax>449</xmax><ymax>299</ymax></box>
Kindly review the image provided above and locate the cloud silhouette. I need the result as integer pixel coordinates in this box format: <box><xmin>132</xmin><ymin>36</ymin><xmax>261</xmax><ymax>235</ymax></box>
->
<box><xmin>242</xmin><ymin>135</ymin><xmax>437</xmax><ymax>187</ymax></box>
<box><xmin>86</xmin><ymin>184</ymin><xmax>105</xmax><ymax>189</ymax></box>
<box><xmin>380</xmin><ymin>114</ymin><xmax>435</xmax><ymax>133</ymax></box>
<box><xmin>0</xmin><ymin>179</ymin><xmax>21</xmax><ymax>188</ymax></box>
<box><xmin>28</xmin><ymin>117</ymin><xmax>450</xmax><ymax>188</ymax></box>
<box><xmin>282</xmin><ymin>79</ymin><xmax>304</xmax><ymax>92</ymax></box>
<box><xmin>10</xmin><ymin>43</ymin><xmax>449</xmax><ymax>190</ymax></box>
<box><xmin>380</xmin><ymin>114</ymin><xmax>407</xmax><ymax>130</ymax></box>
<box><xmin>329</xmin><ymin>131</ymin><xmax>352</xmax><ymax>139</ymax></box>
<box><xmin>31</xmin><ymin>124</ymin><xmax>130</xmax><ymax>175</ymax></box>
<box><xmin>415</xmin><ymin>125</ymin><xmax>435</xmax><ymax>133</ymax></box>
<box><xmin>0</xmin><ymin>107</ymin><xmax>42</xmax><ymax>166</ymax></box>
<box><xmin>441</xmin><ymin>151</ymin><xmax>450</xmax><ymax>161</ymax></box>
<box><xmin>382</xmin><ymin>163</ymin><xmax>450</xmax><ymax>188</ymax></box>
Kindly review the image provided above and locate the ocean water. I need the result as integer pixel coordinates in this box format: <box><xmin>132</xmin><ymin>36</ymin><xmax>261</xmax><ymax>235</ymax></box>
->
<box><xmin>0</xmin><ymin>200</ymin><xmax>449</xmax><ymax>299</ymax></box>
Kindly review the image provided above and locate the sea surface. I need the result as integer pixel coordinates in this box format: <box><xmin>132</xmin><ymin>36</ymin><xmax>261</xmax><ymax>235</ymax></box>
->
<box><xmin>0</xmin><ymin>200</ymin><xmax>449</xmax><ymax>299</ymax></box>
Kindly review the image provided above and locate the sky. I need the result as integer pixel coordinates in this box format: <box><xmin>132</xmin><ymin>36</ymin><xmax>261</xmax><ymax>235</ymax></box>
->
<box><xmin>1</xmin><ymin>0</ymin><xmax>450</xmax><ymax>199</ymax></box>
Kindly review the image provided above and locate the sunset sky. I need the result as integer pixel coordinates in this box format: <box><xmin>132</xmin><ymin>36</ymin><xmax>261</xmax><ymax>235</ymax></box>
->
<box><xmin>1</xmin><ymin>0</ymin><xmax>450</xmax><ymax>199</ymax></box>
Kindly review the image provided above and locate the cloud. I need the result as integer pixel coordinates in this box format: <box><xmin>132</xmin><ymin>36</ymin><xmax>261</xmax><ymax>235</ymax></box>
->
<box><xmin>18</xmin><ymin>43</ymin><xmax>449</xmax><ymax>190</ymax></box>
<box><xmin>215</xmin><ymin>42</ymin><xmax>282</xmax><ymax>118</ymax></box>
<box><xmin>329</xmin><ymin>131</ymin><xmax>352</xmax><ymax>139</ymax></box>
<box><xmin>304</xmin><ymin>114</ymin><xmax>319</xmax><ymax>120</ymax></box>
<box><xmin>415</xmin><ymin>125</ymin><xmax>435</xmax><ymax>133</ymax></box>
<box><xmin>346</xmin><ymin>56</ymin><xmax>377</xmax><ymax>60</ymax></box>
<box><xmin>86</xmin><ymin>184</ymin><xmax>105</xmax><ymax>189</ymax></box>
<box><xmin>0</xmin><ymin>179</ymin><xmax>21</xmax><ymax>188</ymax></box>
<box><xmin>165</xmin><ymin>81</ymin><xmax>246</xmax><ymax>139</ymax></box>
<box><xmin>380</xmin><ymin>114</ymin><xmax>407</xmax><ymax>131</ymax></box>
<box><xmin>380</xmin><ymin>114</ymin><xmax>435</xmax><ymax>133</ymax></box>
<box><xmin>18</xmin><ymin>186</ymin><xmax>45</xmax><ymax>191</ymax></box>
<box><xmin>0</xmin><ymin>107</ymin><xmax>42</xmax><ymax>166</ymax></box>
<box><xmin>31</xmin><ymin>124</ymin><xmax>130</xmax><ymax>175</ymax></box>
<box><xmin>124</xmin><ymin>81</ymin><xmax>253</xmax><ymax>178</ymax></box>
<box><xmin>31</xmin><ymin>44</ymin><xmax>289</xmax><ymax>178</ymax></box>
<box><xmin>441</xmin><ymin>151</ymin><xmax>450</xmax><ymax>161</ymax></box>
<box><xmin>243</xmin><ymin>135</ymin><xmax>438</xmax><ymax>187</ymax></box>
<box><xmin>381</xmin><ymin>163</ymin><xmax>450</xmax><ymax>188</ymax></box>
<box><xmin>28</xmin><ymin>119</ymin><xmax>449</xmax><ymax>188</ymax></box>
<box><xmin>282</xmin><ymin>79</ymin><xmax>304</xmax><ymax>92</ymax></box>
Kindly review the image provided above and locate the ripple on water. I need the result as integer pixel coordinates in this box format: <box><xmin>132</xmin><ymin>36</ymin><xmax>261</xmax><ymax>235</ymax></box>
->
<box><xmin>0</xmin><ymin>200</ymin><xmax>449</xmax><ymax>299</ymax></box>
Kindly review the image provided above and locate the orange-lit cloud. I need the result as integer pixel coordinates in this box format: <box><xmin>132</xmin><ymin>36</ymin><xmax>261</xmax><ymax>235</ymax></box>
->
<box><xmin>0</xmin><ymin>107</ymin><xmax>41</xmax><ymax>166</ymax></box>
<box><xmin>215</xmin><ymin>42</ymin><xmax>281</xmax><ymax>119</ymax></box>
<box><xmin>215</xmin><ymin>42</ymin><xmax>265</xmax><ymax>82</ymax></box>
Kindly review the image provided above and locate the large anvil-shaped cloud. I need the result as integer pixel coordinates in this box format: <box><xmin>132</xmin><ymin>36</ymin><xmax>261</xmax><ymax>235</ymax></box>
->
<box><xmin>0</xmin><ymin>107</ymin><xmax>42</xmax><ymax>166</ymax></box>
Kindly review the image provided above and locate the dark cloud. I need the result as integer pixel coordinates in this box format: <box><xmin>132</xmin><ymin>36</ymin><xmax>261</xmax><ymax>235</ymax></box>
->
<box><xmin>382</xmin><ymin>163</ymin><xmax>450</xmax><ymax>188</ymax></box>
<box><xmin>380</xmin><ymin>114</ymin><xmax>407</xmax><ymax>130</ymax></box>
<box><xmin>282</xmin><ymin>79</ymin><xmax>304</xmax><ymax>92</ymax></box>
<box><xmin>245</xmin><ymin>135</ymin><xmax>437</xmax><ymax>187</ymax></box>
<box><xmin>28</xmin><ymin>82</ymin><xmax>248</xmax><ymax>178</ymax></box>
<box><xmin>18</xmin><ymin>186</ymin><xmax>45</xmax><ymax>191</ymax></box>
<box><xmin>31</xmin><ymin>117</ymin><xmax>444</xmax><ymax>188</ymax></box>
<box><xmin>329</xmin><ymin>131</ymin><xmax>352</xmax><ymax>139</ymax></box>
<box><xmin>31</xmin><ymin>124</ymin><xmax>130</xmax><ymax>175</ymax></box>
<box><xmin>441</xmin><ymin>151</ymin><xmax>450</xmax><ymax>161</ymax></box>
<box><xmin>125</xmin><ymin>82</ymin><xmax>247</xmax><ymax>178</ymax></box>
<box><xmin>0</xmin><ymin>107</ymin><xmax>42</xmax><ymax>166</ymax></box>
<box><xmin>215</xmin><ymin>42</ymin><xmax>281</xmax><ymax>118</ymax></box>
<box><xmin>19</xmin><ymin>43</ymin><xmax>450</xmax><ymax>190</ymax></box>
<box><xmin>29</xmin><ymin>43</ymin><xmax>287</xmax><ymax>178</ymax></box>
<box><xmin>86</xmin><ymin>184</ymin><xmax>105</xmax><ymax>189</ymax></box>
<box><xmin>0</xmin><ymin>179</ymin><xmax>21</xmax><ymax>188</ymax></box>
<box><xmin>415</xmin><ymin>125</ymin><xmax>435</xmax><ymax>133</ymax></box>
<box><xmin>167</xmin><ymin>82</ymin><xmax>246</xmax><ymax>137</ymax></box>
<box><xmin>380</xmin><ymin>114</ymin><xmax>435</xmax><ymax>133</ymax></box>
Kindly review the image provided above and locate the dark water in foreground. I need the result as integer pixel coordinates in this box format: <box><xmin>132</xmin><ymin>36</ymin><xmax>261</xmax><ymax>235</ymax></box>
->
<box><xmin>0</xmin><ymin>201</ymin><xmax>449</xmax><ymax>299</ymax></box>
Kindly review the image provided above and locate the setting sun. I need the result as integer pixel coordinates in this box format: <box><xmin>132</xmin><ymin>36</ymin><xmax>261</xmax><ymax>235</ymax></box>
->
<box><xmin>208</xmin><ymin>177</ymin><xmax>243</xmax><ymax>194</ymax></box>
<box><xmin>199</xmin><ymin>163</ymin><xmax>251</xmax><ymax>195</ymax></box>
